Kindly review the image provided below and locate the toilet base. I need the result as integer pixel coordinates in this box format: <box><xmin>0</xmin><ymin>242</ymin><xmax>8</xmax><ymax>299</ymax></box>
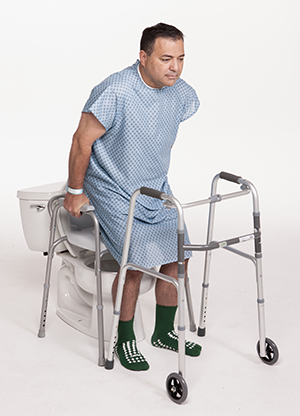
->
<box><xmin>56</xmin><ymin>296</ymin><xmax>146</xmax><ymax>342</ymax></box>
<box><xmin>56</xmin><ymin>252</ymin><xmax>147</xmax><ymax>342</ymax></box>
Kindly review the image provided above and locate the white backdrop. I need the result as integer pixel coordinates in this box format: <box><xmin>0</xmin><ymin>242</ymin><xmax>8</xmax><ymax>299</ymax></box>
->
<box><xmin>1</xmin><ymin>2</ymin><xmax>300</xmax><ymax>413</ymax></box>
<box><xmin>1</xmin><ymin>0</ymin><xmax>299</xmax><ymax>251</ymax></box>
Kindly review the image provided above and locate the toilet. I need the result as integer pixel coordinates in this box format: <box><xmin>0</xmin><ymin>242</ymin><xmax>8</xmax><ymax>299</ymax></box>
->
<box><xmin>17</xmin><ymin>182</ymin><xmax>156</xmax><ymax>342</ymax></box>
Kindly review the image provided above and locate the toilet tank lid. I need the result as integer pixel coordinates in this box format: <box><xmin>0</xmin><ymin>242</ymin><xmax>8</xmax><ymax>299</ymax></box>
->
<box><xmin>17</xmin><ymin>181</ymin><xmax>66</xmax><ymax>200</ymax></box>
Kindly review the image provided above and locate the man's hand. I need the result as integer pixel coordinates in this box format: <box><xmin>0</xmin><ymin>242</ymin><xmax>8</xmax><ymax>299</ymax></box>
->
<box><xmin>63</xmin><ymin>192</ymin><xmax>90</xmax><ymax>218</ymax></box>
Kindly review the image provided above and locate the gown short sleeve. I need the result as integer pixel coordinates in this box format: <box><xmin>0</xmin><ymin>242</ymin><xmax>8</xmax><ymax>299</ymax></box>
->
<box><xmin>179</xmin><ymin>83</ymin><xmax>200</xmax><ymax>123</ymax></box>
<box><xmin>83</xmin><ymin>85</ymin><xmax>117</xmax><ymax>132</ymax></box>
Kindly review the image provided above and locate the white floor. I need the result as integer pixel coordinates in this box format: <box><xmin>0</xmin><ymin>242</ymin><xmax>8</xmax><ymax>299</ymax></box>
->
<box><xmin>1</xmin><ymin>216</ymin><xmax>299</xmax><ymax>416</ymax></box>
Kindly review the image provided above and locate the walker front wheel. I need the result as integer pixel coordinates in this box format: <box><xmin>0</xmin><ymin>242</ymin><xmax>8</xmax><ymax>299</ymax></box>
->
<box><xmin>256</xmin><ymin>338</ymin><xmax>279</xmax><ymax>365</ymax></box>
<box><xmin>166</xmin><ymin>372</ymin><xmax>188</xmax><ymax>404</ymax></box>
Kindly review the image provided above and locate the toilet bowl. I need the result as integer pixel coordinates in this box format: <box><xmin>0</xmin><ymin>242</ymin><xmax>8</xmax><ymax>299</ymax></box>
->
<box><xmin>17</xmin><ymin>182</ymin><xmax>156</xmax><ymax>342</ymax></box>
<box><xmin>56</xmin><ymin>250</ymin><xmax>154</xmax><ymax>341</ymax></box>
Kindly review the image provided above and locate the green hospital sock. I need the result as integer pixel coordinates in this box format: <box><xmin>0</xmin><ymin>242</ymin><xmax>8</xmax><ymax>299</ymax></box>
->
<box><xmin>114</xmin><ymin>318</ymin><xmax>150</xmax><ymax>371</ymax></box>
<box><xmin>151</xmin><ymin>304</ymin><xmax>202</xmax><ymax>357</ymax></box>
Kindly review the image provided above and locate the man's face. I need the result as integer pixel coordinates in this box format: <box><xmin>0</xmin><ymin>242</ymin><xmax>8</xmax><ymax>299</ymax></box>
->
<box><xmin>139</xmin><ymin>37</ymin><xmax>185</xmax><ymax>88</ymax></box>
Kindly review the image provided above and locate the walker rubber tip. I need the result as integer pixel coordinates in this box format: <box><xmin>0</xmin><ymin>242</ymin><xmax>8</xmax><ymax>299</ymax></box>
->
<box><xmin>38</xmin><ymin>330</ymin><xmax>46</xmax><ymax>338</ymax></box>
<box><xmin>98</xmin><ymin>358</ymin><xmax>105</xmax><ymax>367</ymax></box>
<box><xmin>105</xmin><ymin>359</ymin><xmax>114</xmax><ymax>370</ymax></box>
<box><xmin>190</xmin><ymin>324</ymin><xmax>197</xmax><ymax>332</ymax></box>
<box><xmin>197</xmin><ymin>327</ymin><xmax>206</xmax><ymax>337</ymax></box>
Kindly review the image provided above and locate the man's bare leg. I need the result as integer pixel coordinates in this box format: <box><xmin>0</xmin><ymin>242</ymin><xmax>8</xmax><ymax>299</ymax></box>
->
<box><xmin>112</xmin><ymin>269</ymin><xmax>143</xmax><ymax>321</ymax></box>
<box><xmin>155</xmin><ymin>260</ymin><xmax>186</xmax><ymax>306</ymax></box>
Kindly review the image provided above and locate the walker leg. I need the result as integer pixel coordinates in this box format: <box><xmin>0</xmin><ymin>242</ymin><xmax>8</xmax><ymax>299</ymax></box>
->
<box><xmin>198</xmin><ymin>251</ymin><xmax>212</xmax><ymax>337</ymax></box>
<box><xmin>256</xmin><ymin>256</ymin><xmax>267</xmax><ymax>357</ymax></box>
<box><xmin>253</xmin><ymin>213</ymin><xmax>279</xmax><ymax>364</ymax></box>
<box><xmin>105</xmin><ymin>190</ymin><xmax>140</xmax><ymax>369</ymax></box>
<box><xmin>166</xmin><ymin>227</ymin><xmax>188</xmax><ymax>404</ymax></box>
<box><xmin>253</xmin><ymin>212</ymin><xmax>267</xmax><ymax>357</ymax></box>
<box><xmin>185</xmin><ymin>275</ymin><xmax>196</xmax><ymax>332</ymax></box>
<box><xmin>198</xmin><ymin>175</ymin><xmax>218</xmax><ymax>337</ymax></box>
<box><xmin>177</xmin><ymin>231</ymin><xmax>186</xmax><ymax>379</ymax></box>
<box><xmin>105</xmin><ymin>268</ymin><xmax>126</xmax><ymax>369</ymax></box>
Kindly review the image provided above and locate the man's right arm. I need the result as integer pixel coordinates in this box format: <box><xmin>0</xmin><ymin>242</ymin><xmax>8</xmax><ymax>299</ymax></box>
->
<box><xmin>63</xmin><ymin>112</ymin><xmax>106</xmax><ymax>218</ymax></box>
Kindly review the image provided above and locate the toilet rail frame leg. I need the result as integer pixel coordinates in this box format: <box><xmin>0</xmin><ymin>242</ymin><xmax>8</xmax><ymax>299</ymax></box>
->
<box><xmin>37</xmin><ymin>195</ymin><xmax>106</xmax><ymax>366</ymax></box>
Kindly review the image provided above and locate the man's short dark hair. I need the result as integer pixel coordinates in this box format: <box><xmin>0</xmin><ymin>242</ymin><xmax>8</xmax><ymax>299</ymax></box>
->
<box><xmin>140</xmin><ymin>23</ymin><xmax>184</xmax><ymax>55</ymax></box>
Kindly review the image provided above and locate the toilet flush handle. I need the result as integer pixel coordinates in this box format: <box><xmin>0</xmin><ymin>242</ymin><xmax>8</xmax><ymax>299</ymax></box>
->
<box><xmin>30</xmin><ymin>204</ymin><xmax>46</xmax><ymax>212</ymax></box>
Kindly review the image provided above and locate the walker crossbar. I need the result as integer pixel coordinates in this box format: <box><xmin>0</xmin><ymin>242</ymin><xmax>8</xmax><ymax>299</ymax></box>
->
<box><xmin>183</xmin><ymin>232</ymin><xmax>260</xmax><ymax>252</ymax></box>
<box><xmin>37</xmin><ymin>196</ymin><xmax>106</xmax><ymax>367</ymax></box>
<box><xmin>222</xmin><ymin>246</ymin><xmax>256</xmax><ymax>265</ymax></box>
<box><xmin>180</xmin><ymin>188</ymin><xmax>250</xmax><ymax>210</ymax></box>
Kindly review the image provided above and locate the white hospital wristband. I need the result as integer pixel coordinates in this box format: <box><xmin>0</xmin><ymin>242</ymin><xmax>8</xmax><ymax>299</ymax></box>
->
<box><xmin>67</xmin><ymin>186</ymin><xmax>83</xmax><ymax>195</ymax></box>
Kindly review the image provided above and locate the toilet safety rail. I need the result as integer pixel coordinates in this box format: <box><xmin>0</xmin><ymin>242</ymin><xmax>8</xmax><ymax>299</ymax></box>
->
<box><xmin>37</xmin><ymin>195</ymin><xmax>106</xmax><ymax>367</ymax></box>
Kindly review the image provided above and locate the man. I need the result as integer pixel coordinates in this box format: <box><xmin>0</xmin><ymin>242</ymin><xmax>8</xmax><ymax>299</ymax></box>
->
<box><xmin>64</xmin><ymin>23</ymin><xmax>201</xmax><ymax>371</ymax></box>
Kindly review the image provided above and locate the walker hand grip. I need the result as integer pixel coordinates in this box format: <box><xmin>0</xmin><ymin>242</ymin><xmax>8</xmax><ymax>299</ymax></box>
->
<box><xmin>220</xmin><ymin>172</ymin><xmax>242</xmax><ymax>184</ymax></box>
<box><xmin>140</xmin><ymin>187</ymin><xmax>165</xmax><ymax>200</ymax></box>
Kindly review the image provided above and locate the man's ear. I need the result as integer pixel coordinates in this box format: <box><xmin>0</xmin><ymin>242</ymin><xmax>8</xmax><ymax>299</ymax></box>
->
<box><xmin>139</xmin><ymin>50</ymin><xmax>147</xmax><ymax>67</ymax></box>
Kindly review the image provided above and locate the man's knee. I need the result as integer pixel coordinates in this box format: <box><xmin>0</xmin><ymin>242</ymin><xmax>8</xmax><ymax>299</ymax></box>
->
<box><xmin>112</xmin><ymin>269</ymin><xmax>142</xmax><ymax>292</ymax></box>
<box><xmin>160</xmin><ymin>259</ymin><xmax>189</xmax><ymax>275</ymax></box>
<box><xmin>128</xmin><ymin>269</ymin><xmax>143</xmax><ymax>277</ymax></box>
<box><xmin>125</xmin><ymin>269</ymin><xmax>143</xmax><ymax>283</ymax></box>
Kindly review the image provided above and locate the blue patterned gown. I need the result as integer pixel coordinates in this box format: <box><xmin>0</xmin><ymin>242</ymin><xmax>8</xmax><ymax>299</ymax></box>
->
<box><xmin>82</xmin><ymin>60</ymin><xmax>199</xmax><ymax>268</ymax></box>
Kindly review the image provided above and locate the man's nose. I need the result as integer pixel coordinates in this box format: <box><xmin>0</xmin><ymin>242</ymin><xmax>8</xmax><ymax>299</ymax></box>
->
<box><xmin>169</xmin><ymin>59</ymin><xmax>179</xmax><ymax>72</ymax></box>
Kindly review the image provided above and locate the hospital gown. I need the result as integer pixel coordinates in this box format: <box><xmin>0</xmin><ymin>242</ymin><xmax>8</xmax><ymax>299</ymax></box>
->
<box><xmin>82</xmin><ymin>60</ymin><xmax>199</xmax><ymax>268</ymax></box>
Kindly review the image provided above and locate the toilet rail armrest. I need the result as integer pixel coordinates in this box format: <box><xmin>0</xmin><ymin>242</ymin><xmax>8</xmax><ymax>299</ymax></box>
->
<box><xmin>48</xmin><ymin>195</ymin><xmax>95</xmax><ymax>217</ymax></box>
<box><xmin>80</xmin><ymin>204</ymin><xmax>95</xmax><ymax>213</ymax></box>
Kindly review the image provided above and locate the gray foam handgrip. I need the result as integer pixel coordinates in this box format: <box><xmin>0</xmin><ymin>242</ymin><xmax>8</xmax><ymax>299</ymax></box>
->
<box><xmin>140</xmin><ymin>187</ymin><xmax>164</xmax><ymax>200</ymax></box>
<box><xmin>219</xmin><ymin>171</ymin><xmax>242</xmax><ymax>184</ymax></box>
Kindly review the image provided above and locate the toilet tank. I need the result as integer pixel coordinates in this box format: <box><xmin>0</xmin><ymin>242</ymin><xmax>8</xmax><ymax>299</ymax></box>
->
<box><xmin>17</xmin><ymin>182</ymin><xmax>66</xmax><ymax>252</ymax></box>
